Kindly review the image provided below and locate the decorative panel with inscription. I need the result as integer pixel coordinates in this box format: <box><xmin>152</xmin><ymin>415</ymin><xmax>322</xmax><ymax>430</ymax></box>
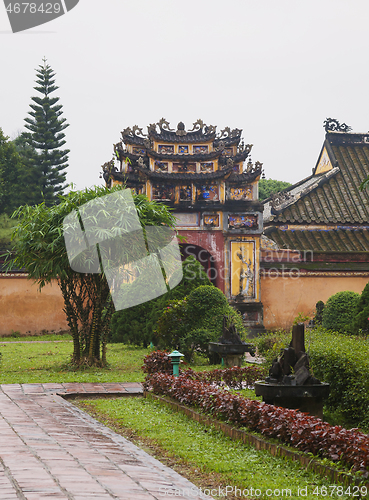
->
<box><xmin>227</xmin><ymin>185</ymin><xmax>252</xmax><ymax>201</ymax></box>
<box><xmin>203</xmin><ymin>214</ymin><xmax>220</xmax><ymax>228</ymax></box>
<box><xmin>196</xmin><ymin>184</ymin><xmax>219</xmax><ymax>201</ymax></box>
<box><xmin>175</xmin><ymin>213</ymin><xmax>200</xmax><ymax>227</ymax></box>
<box><xmin>222</xmin><ymin>147</ymin><xmax>233</xmax><ymax>156</ymax></box>
<box><xmin>200</xmin><ymin>162</ymin><xmax>214</xmax><ymax>173</ymax></box>
<box><xmin>228</xmin><ymin>214</ymin><xmax>258</xmax><ymax>230</ymax></box>
<box><xmin>173</xmin><ymin>163</ymin><xmax>196</xmax><ymax>173</ymax></box>
<box><xmin>179</xmin><ymin>185</ymin><xmax>192</xmax><ymax>201</ymax></box>
<box><xmin>152</xmin><ymin>184</ymin><xmax>175</xmax><ymax>201</ymax></box>
<box><xmin>230</xmin><ymin>241</ymin><xmax>256</xmax><ymax>299</ymax></box>
<box><xmin>193</xmin><ymin>145</ymin><xmax>209</xmax><ymax>154</ymax></box>
<box><xmin>133</xmin><ymin>147</ymin><xmax>145</xmax><ymax>155</ymax></box>
<box><xmin>154</xmin><ymin>161</ymin><xmax>168</xmax><ymax>172</ymax></box>
<box><xmin>158</xmin><ymin>145</ymin><xmax>174</xmax><ymax>154</ymax></box>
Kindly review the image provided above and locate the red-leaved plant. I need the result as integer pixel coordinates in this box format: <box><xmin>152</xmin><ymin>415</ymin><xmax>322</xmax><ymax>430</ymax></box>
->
<box><xmin>146</xmin><ymin>371</ymin><xmax>369</xmax><ymax>475</ymax></box>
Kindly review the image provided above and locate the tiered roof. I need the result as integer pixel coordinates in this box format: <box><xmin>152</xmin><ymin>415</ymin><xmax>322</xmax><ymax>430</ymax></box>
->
<box><xmin>106</xmin><ymin>118</ymin><xmax>262</xmax><ymax>186</ymax></box>
<box><xmin>264</xmin><ymin>125</ymin><xmax>369</xmax><ymax>252</ymax></box>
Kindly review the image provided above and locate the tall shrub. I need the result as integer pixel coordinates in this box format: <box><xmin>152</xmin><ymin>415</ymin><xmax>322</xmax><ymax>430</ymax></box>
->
<box><xmin>351</xmin><ymin>282</ymin><xmax>369</xmax><ymax>335</ymax></box>
<box><xmin>156</xmin><ymin>285</ymin><xmax>246</xmax><ymax>361</ymax></box>
<box><xmin>321</xmin><ymin>291</ymin><xmax>360</xmax><ymax>333</ymax></box>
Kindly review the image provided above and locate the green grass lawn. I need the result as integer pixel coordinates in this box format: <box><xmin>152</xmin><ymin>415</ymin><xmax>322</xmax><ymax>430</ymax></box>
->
<box><xmin>0</xmin><ymin>335</ymin><xmax>149</xmax><ymax>384</ymax></box>
<box><xmin>0</xmin><ymin>334</ymin><xmax>367</xmax><ymax>498</ymax></box>
<box><xmin>77</xmin><ymin>397</ymin><xmax>360</xmax><ymax>500</ymax></box>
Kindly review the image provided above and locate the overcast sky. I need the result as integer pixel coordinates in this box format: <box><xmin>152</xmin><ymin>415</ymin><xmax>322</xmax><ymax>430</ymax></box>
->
<box><xmin>1</xmin><ymin>0</ymin><xmax>369</xmax><ymax>191</ymax></box>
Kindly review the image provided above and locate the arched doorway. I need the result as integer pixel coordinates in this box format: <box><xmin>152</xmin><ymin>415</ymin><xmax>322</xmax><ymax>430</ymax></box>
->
<box><xmin>180</xmin><ymin>243</ymin><xmax>217</xmax><ymax>285</ymax></box>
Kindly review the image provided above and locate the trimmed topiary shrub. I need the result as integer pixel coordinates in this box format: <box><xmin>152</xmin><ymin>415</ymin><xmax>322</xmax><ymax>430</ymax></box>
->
<box><xmin>351</xmin><ymin>282</ymin><xmax>369</xmax><ymax>335</ymax></box>
<box><xmin>156</xmin><ymin>285</ymin><xmax>246</xmax><ymax>362</ymax></box>
<box><xmin>321</xmin><ymin>291</ymin><xmax>360</xmax><ymax>333</ymax></box>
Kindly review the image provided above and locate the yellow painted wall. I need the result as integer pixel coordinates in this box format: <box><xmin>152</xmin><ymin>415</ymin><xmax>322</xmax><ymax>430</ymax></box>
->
<box><xmin>261</xmin><ymin>274</ymin><xmax>368</xmax><ymax>331</ymax></box>
<box><xmin>2</xmin><ymin>273</ymin><xmax>367</xmax><ymax>336</ymax></box>
<box><xmin>0</xmin><ymin>277</ymin><xmax>68</xmax><ymax>336</ymax></box>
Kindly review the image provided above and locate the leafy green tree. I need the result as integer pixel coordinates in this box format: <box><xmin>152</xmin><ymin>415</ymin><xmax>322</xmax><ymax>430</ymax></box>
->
<box><xmin>110</xmin><ymin>255</ymin><xmax>212</xmax><ymax>347</ymax></box>
<box><xmin>24</xmin><ymin>58</ymin><xmax>69</xmax><ymax>205</ymax></box>
<box><xmin>0</xmin><ymin>128</ymin><xmax>26</xmax><ymax>215</ymax></box>
<box><xmin>12</xmin><ymin>132</ymin><xmax>41</xmax><ymax>206</ymax></box>
<box><xmin>259</xmin><ymin>178</ymin><xmax>292</xmax><ymax>201</ymax></box>
<box><xmin>4</xmin><ymin>186</ymin><xmax>176</xmax><ymax>366</ymax></box>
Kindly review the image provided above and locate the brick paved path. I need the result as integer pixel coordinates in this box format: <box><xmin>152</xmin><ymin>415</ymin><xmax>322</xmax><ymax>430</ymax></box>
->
<box><xmin>0</xmin><ymin>383</ymin><xmax>212</xmax><ymax>499</ymax></box>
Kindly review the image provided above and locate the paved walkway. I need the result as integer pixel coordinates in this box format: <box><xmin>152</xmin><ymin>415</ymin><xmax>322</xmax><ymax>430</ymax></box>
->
<box><xmin>0</xmin><ymin>383</ymin><xmax>212</xmax><ymax>500</ymax></box>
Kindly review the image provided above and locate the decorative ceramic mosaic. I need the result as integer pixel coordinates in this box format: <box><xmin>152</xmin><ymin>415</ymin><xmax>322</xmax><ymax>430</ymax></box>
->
<box><xmin>203</xmin><ymin>214</ymin><xmax>220</xmax><ymax>227</ymax></box>
<box><xmin>228</xmin><ymin>186</ymin><xmax>253</xmax><ymax>201</ymax></box>
<box><xmin>179</xmin><ymin>185</ymin><xmax>192</xmax><ymax>201</ymax></box>
<box><xmin>228</xmin><ymin>214</ymin><xmax>258</xmax><ymax>230</ymax></box>
<box><xmin>173</xmin><ymin>163</ymin><xmax>196</xmax><ymax>173</ymax></box>
<box><xmin>178</xmin><ymin>145</ymin><xmax>189</xmax><ymax>154</ymax></box>
<box><xmin>222</xmin><ymin>147</ymin><xmax>233</xmax><ymax>156</ymax></box>
<box><xmin>152</xmin><ymin>184</ymin><xmax>175</xmax><ymax>201</ymax></box>
<box><xmin>200</xmin><ymin>163</ymin><xmax>214</xmax><ymax>173</ymax></box>
<box><xmin>158</xmin><ymin>145</ymin><xmax>174</xmax><ymax>154</ymax></box>
<box><xmin>233</xmin><ymin>164</ymin><xmax>241</xmax><ymax>173</ymax></box>
<box><xmin>154</xmin><ymin>161</ymin><xmax>168</xmax><ymax>172</ymax></box>
<box><xmin>132</xmin><ymin>147</ymin><xmax>146</xmax><ymax>155</ymax></box>
<box><xmin>193</xmin><ymin>145</ymin><xmax>209</xmax><ymax>154</ymax></box>
<box><xmin>197</xmin><ymin>184</ymin><xmax>219</xmax><ymax>201</ymax></box>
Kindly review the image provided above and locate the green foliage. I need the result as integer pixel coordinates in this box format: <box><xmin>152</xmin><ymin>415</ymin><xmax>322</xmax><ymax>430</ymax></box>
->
<box><xmin>293</xmin><ymin>312</ymin><xmax>310</xmax><ymax>325</ymax></box>
<box><xmin>83</xmin><ymin>397</ymin><xmax>337</xmax><ymax>498</ymax></box>
<box><xmin>110</xmin><ymin>256</ymin><xmax>212</xmax><ymax>347</ymax></box>
<box><xmin>309</xmin><ymin>328</ymin><xmax>369</xmax><ymax>425</ymax></box>
<box><xmin>0</xmin><ymin>128</ymin><xmax>28</xmax><ymax>215</ymax></box>
<box><xmin>351</xmin><ymin>282</ymin><xmax>369</xmax><ymax>335</ymax></box>
<box><xmin>321</xmin><ymin>291</ymin><xmax>360</xmax><ymax>333</ymax></box>
<box><xmin>0</xmin><ymin>339</ymin><xmax>149</xmax><ymax>384</ymax></box>
<box><xmin>314</xmin><ymin>300</ymin><xmax>325</xmax><ymax>325</ymax></box>
<box><xmin>4</xmin><ymin>185</ymin><xmax>176</xmax><ymax>366</ymax></box>
<box><xmin>156</xmin><ymin>285</ymin><xmax>246</xmax><ymax>362</ymax></box>
<box><xmin>252</xmin><ymin>330</ymin><xmax>290</xmax><ymax>366</ymax></box>
<box><xmin>258</xmin><ymin>178</ymin><xmax>292</xmax><ymax>201</ymax></box>
<box><xmin>23</xmin><ymin>59</ymin><xmax>69</xmax><ymax>205</ymax></box>
<box><xmin>0</xmin><ymin>213</ymin><xmax>17</xmax><ymax>251</ymax></box>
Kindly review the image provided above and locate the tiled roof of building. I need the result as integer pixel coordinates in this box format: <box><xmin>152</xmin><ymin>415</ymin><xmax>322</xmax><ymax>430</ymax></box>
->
<box><xmin>120</xmin><ymin>119</ymin><xmax>243</xmax><ymax>146</ymax></box>
<box><xmin>264</xmin><ymin>227</ymin><xmax>369</xmax><ymax>252</ymax></box>
<box><xmin>264</xmin><ymin>131</ymin><xmax>369</xmax><ymax>224</ymax></box>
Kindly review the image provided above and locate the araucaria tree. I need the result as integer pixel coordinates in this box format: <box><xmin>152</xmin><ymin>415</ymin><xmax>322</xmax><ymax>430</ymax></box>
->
<box><xmin>24</xmin><ymin>58</ymin><xmax>69</xmax><ymax>205</ymax></box>
<box><xmin>5</xmin><ymin>185</ymin><xmax>177</xmax><ymax>366</ymax></box>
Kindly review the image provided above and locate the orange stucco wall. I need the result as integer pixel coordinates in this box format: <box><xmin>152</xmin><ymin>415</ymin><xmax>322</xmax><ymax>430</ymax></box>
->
<box><xmin>0</xmin><ymin>277</ymin><xmax>68</xmax><ymax>336</ymax></box>
<box><xmin>261</xmin><ymin>275</ymin><xmax>368</xmax><ymax>331</ymax></box>
<box><xmin>1</xmin><ymin>274</ymin><xmax>368</xmax><ymax>336</ymax></box>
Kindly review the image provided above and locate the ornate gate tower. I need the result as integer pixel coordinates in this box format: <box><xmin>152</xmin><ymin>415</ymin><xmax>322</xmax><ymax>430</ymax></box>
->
<box><xmin>103</xmin><ymin>119</ymin><xmax>264</xmax><ymax>332</ymax></box>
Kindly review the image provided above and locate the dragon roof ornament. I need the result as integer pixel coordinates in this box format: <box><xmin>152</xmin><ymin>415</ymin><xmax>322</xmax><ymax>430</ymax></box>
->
<box><xmin>324</xmin><ymin>118</ymin><xmax>352</xmax><ymax>133</ymax></box>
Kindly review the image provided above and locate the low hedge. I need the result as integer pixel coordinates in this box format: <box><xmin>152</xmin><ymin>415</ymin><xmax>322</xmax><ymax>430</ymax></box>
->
<box><xmin>146</xmin><ymin>371</ymin><xmax>369</xmax><ymax>475</ymax></box>
<box><xmin>309</xmin><ymin>329</ymin><xmax>369</xmax><ymax>425</ymax></box>
<box><xmin>142</xmin><ymin>350</ymin><xmax>265</xmax><ymax>388</ymax></box>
